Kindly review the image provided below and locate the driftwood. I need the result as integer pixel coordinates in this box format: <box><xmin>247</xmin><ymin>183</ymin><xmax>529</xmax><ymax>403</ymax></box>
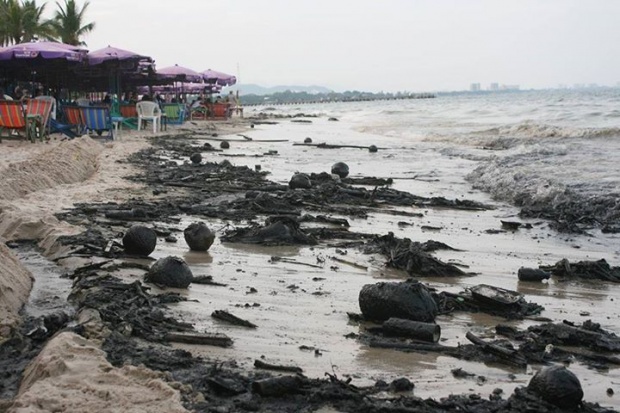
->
<box><xmin>254</xmin><ymin>359</ymin><xmax>303</xmax><ymax>373</ymax></box>
<box><xmin>368</xmin><ymin>339</ymin><xmax>458</xmax><ymax>354</ymax></box>
<box><xmin>211</xmin><ymin>310</ymin><xmax>257</xmax><ymax>328</ymax></box>
<box><xmin>382</xmin><ymin>318</ymin><xmax>441</xmax><ymax>343</ymax></box>
<box><xmin>165</xmin><ymin>332</ymin><xmax>233</xmax><ymax>347</ymax></box>
<box><xmin>465</xmin><ymin>331</ymin><xmax>527</xmax><ymax>368</ymax></box>
<box><xmin>301</xmin><ymin>202</ymin><xmax>424</xmax><ymax>218</ymax></box>
<box><xmin>192</xmin><ymin>275</ymin><xmax>227</xmax><ymax>287</ymax></box>
<box><xmin>252</xmin><ymin>375</ymin><xmax>304</xmax><ymax>396</ymax></box>
<box><xmin>293</xmin><ymin>143</ymin><xmax>387</xmax><ymax>150</ymax></box>
<box><xmin>269</xmin><ymin>256</ymin><xmax>323</xmax><ymax>269</ymax></box>
<box><xmin>330</xmin><ymin>256</ymin><xmax>368</xmax><ymax>270</ymax></box>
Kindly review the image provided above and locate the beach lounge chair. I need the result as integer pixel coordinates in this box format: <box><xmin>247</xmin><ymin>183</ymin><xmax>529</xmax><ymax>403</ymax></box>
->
<box><xmin>50</xmin><ymin>118</ymin><xmax>78</xmax><ymax>139</ymax></box>
<box><xmin>61</xmin><ymin>105</ymin><xmax>86</xmax><ymax>135</ymax></box>
<box><xmin>161</xmin><ymin>103</ymin><xmax>185</xmax><ymax>125</ymax></box>
<box><xmin>210</xmin><ymin>103</ymin><xmax>229</xmax><ymax>119</ymax></box>
<box><xmin>0</xmin><ymin>100</ymin><xmax>28</xmax><ymax>142</ymax></box>
<box><xmin>136</xmin><ymin>101</ymin><xmax>161</xmax><ymax>133</ymax></box>
<box><xmin>119</xmin><ymin>104</ymin><xmax>138</xmax><ymax>129</ymax></box>
<box><xmin>80</xmin><ymin>106</ymin><xmax>119</xmax><ymax>140</ymax></box>
<box><xmin>190</xmin><ymin>105</ymin><xmax>208</xmax><ymax>120</ymax></box>
<box><xmin>25</xmin><ymin>98</ymin><xmax>53</xmax><ymax>142</ymax></box>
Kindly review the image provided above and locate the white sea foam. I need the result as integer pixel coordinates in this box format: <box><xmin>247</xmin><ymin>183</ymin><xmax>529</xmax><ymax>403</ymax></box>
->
<box><xmin>347</xmin><ymin>89</ymin><xmax>620</xmax><ymax>226</ymax></box>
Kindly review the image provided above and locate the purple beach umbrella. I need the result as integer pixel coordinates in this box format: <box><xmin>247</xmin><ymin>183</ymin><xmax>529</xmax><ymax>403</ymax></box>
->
<box><xmin>201</xmin><ymin>69</ymin><xmax>237</xmax><ymax>86</ymax></box>
<box><xmin>88</xmin><ymin>45</ymin><xmax>153</xmax><ymax>65</ymax></box>
<box><xmin>0</xmin><ymin>41</ymin><xmax>84</xmax><ymax>61</ymax></box>
<box><xmin>156</xmin><ymin>64</ymin><xmax>203</xmax><ymax>83</ymax></box>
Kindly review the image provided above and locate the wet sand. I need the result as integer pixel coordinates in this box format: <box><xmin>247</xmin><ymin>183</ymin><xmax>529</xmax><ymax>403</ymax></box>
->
<box><xmin>147</xmin><ymin>115</ymin><xmax>620</xmax><ymax>407</ymax></box>
<box><xmin>3</xmin><ymin>113</ymin><xmax>620</xmax><ymax>410</ymax></box>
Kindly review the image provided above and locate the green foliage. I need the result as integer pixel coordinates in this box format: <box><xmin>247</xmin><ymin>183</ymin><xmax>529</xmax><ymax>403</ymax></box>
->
<box><xmin>0</xmin><ymin>0</ymin><xmax>94</xmax><ymax>46</ymax></box>
<box><xmin>49</xmin><ymin>0</ymin><xmax>95</xmax><ymax>46</ymax></box>
<box><xmin>238</xmin><ymin>89</ymin><xmax>432</xmax><ymax>105</ymax></box>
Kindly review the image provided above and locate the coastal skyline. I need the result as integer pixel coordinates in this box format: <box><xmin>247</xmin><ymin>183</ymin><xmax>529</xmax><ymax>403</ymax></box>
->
<box><xmin>45</xmin><ymin>0</ymin><xmax>620</xmax><ymax>93</ymax></box>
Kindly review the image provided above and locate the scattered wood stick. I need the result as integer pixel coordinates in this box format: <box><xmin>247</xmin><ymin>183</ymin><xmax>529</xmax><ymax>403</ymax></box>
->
<box><xmin>212</xmin><ymin>310</ymin><xmax>257</xmax><ymax>328</ymax></box>
<box><xmin>165</xmin><ymin>332</ymin><xmax>233</xmax><ymax>347</ymax></box>
<box><xmin>368</xmin><ymin>339</ymin><xmax>458</xmax><ymax>354</ymax></box>
<box><xmin>330</xmin><ymin>256</ymin><xmax>368</xmax><ymax>270</ymax></box>
<box><xmin>254</xmin><ymin>359</ymin><xmax>303</xmax><ymax>373</ymax></box>
<box><xmin>270</xmin><ymin>256</ymin><xmax>323</xmax><ymax>269</ymax></box>
<box><xmin>465</xmin><ymin>331</ymin><xmax>527</xmax><ymax>368</ymax></box>
<box><xmin>192</xmin><ymin>275</ymin><xmax>227</xmax><ymax>287</ymax></box>
<box><xmin>293</xmin><ymin>143</ymin><xmax>387</xmax><ymax>150</ymax></box>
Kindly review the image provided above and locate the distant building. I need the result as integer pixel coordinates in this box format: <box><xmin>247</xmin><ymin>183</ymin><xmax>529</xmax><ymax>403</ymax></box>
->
<box><xmin>500</xmin><ymin>84</ymin><xmax>520</xmax><ymax>91</ymax></box>
<box><xmin>470</xmin><ymin>83</ymin><xmax>481</xmax><ymax>92</ymax></box>
<box><xmin>489</xmin><ymin>83</ymin><xmax>499</xmax><ymax>91</ymax></box>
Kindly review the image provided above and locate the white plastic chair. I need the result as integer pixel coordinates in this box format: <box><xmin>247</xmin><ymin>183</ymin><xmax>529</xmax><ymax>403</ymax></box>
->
<box><xmin>76</xmin><ymin>97</ymin><xmax>90</xmax><ymax>107</ymax></box>
<box><xmin>136</xmin><ymin>101</ymin><xmax>161</xmax><ymax>133</ymax></box>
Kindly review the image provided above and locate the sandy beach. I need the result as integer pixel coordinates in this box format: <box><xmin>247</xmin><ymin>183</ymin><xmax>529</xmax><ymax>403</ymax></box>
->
<box><xmin>1</xmin><ymin>109</ymin><xmax>619</xmax><ymax>412</ymax></box>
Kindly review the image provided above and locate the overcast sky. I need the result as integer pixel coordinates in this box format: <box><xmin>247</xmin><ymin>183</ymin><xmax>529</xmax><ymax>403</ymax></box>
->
<box><xmin>53</xmin><ymin>0</ymin><xmax>620</xmax><ymax>92</ymax></box>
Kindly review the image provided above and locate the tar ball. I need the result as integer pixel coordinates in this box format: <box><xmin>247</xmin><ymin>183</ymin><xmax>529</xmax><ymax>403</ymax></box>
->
<box><xmin>369</xmin><ymin>145</ymin><xmax>378</xmax><ymax>153</ymax></box>
<box><xmin>145</xmin><ymin>256</ymin><xmax>193</xmax><ymax>288</ymax></box>
<box><xmin>528</xmin><ymin>366</ymin><xmax>583</xmax><ymax>409</ymax></box>
<box><xmin>122</xmin><ymin>225</ymin><xmax>157</xmax><ymax>256</ymax></box>
<box><xmin>331</xmin><ymin>162</ymin><xmax>349</xmax><ymax>179</ymax></box>
<box><xmin>289</xmin><ymin>172</ymin><xmax>312</xmax><ymax>189</ymax></box>
<box><xmin>190</xmin><ymin>153</ymin><xmax>202</xmax><ymax>164</ymax></box>
<box><xmin>304</xmin><ymin>137</ymin><xmax>312</xmax><ymax>144</ymax></box>
<box><xmin>250</xmin><ymin>124</ymin><xmax>255</xmax><ymax>128</ymax></box>
<box><xmin>220</xmin><ymin>141</ymin><xmax>230</xmax><ymax>149</ymax></box>
<box><xmin>184</xmin><ymin>222</ymin><xmax>216</xmax><ymax>251</ymax></box>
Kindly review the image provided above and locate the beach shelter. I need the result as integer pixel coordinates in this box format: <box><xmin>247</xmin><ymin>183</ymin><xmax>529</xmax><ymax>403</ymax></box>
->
<box><xmin>201</xmin><ymin>69</ymin><xmax>237</xmax><ymax>86</ymax></box>
<box><xmin>0</xmin><ymin>41</ymin><xmax>88</xmax><ymax>92</ymax></box>
<box><xmin>85</xmin><ymin>45</ymin><xmax>155</xmax><ymax>98</ymax></box>
<box><xmin>156</xmin><ymin>65</ymin><xmax>203</xmax><ymax>83</ymax></box>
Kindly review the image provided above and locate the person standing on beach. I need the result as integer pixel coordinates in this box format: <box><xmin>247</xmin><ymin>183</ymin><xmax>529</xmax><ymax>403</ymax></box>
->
<box><xmin>226</xmin><ymin>91</ymin><xmax>237</xmax><ymax>117</ymax></box>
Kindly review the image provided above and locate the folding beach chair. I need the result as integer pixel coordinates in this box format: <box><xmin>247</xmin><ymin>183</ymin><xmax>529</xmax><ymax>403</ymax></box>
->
<box><xmin>161</xmin><ymin>103</ymin><xmax>186</xmax><ymax>125</ymax></box>
<box><xmin>25</xmin><ymin>98</ymin><xmax>53</xmax><ymax>142</ymax></box>
<box><xmin>61</xmin><ymin>105</ymin><xmax>86</xmax><ymax>135</ymax></box>
<box><xmin>80</xmin><ymin>106</ymin><xmax>119</xmax><ymax>140</ymax></box>
<box><xmin>50</xmin><ymin>118</ymin><xmax>78</xmax><ymax>139</ymax></box>
<box><xmin>0</xmin><ymin>100</ymin><xmax>28</xmax><ymax>142</ymax></box>
<box><xmin>210</xmin><ymin>103</ymin><xmax>229</xmax><ymax>119</ymax></box>
<box><xmin>119</xmin><ymin>104</ymin><xmax>138</xmax><ymax>129</ymax></box>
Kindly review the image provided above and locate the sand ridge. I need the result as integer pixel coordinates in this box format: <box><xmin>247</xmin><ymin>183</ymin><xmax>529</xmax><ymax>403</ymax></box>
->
<box><xmin>8</xmin><ymin>332</ymin><xmax>189</xmax><ymax>413</ymax></box>
<box><xmin>0</xmin><ymin>123</ymin><xmax>249</xmax><ymax>412</ymax></box>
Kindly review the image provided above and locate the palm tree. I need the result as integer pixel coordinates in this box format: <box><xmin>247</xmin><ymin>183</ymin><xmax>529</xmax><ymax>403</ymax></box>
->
<box><xmin>0</xmin><ymin>0</ymin><xmax>53</xmax><ymax>46</ymax></box>
<box><xmin>50</xmin><ymin>0</ymin><xmax>95</xmax><ymax>46</ymax></box>
<box><xmin>21</xmin><ymin>0</ymin><xmax>54</xmax><ymax>42</ymax></box>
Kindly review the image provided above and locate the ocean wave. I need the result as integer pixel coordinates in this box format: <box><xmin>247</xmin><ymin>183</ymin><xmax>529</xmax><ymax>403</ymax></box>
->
<box><xmin>466</xmin><ymin>152</ymin><xmax>620</xmax><ymax>231</ymax></box>
<box><xmin>488</xmin><ymin>122</ymin><xmax>620</xmax><ymax>140</ymax></box>
<box><xmin>423</xmin><ymin>122</ymin><xmax>620</xmax><ymax>150</ymax></box>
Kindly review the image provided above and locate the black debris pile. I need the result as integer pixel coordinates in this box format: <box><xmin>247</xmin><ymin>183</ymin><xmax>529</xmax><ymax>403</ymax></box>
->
<box><xmin>495</xmin><ymin>319</ymin><xmax>620</xmax><ymax>368</ymax></box>
<box><xmin>433</xmin><ymin>284</ymin><xmax>544</xmax><ymax>319</ymax></box>
<box><xmin>363</xmin><ymin>232</ymin><xmax>469</xmax><ymax>277</ymax></box>
<box><xmin>102</xmin><ymin>331</ymin><xmax>616</xmax><ymax>413</ymax></box>
<box><xmin>221</xmin><ymin>216</ymin><xmax>318</xmax><ymax>246</ymax></box>
<box><xmin>0</xmin><ymin>312</ymin><xmax>71</xmax><ymax>400</ymax></box>
<box><xmin>520</xmin><ymin>192</ymin><xmax>620</xmax><ymax>233</ymax></box>
<box><xmin>540</xmin><ymin>258</ymin><xmax>620</xmax><ymax>282</ymax></box>
<box><xmin>69</xmin><ymin>272</ymin><xmax>192</xmax><ymax>342</ymax></box>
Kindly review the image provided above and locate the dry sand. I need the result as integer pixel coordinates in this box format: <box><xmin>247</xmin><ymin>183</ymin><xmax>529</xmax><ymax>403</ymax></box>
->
<box><xmin>0</xmin><ymin>121</ymin><xmax>247</xmax><ymax>412</ymax></box>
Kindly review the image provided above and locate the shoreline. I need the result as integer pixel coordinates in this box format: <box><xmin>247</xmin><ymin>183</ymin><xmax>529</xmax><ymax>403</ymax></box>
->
<box><xmin>1</xmin><ymin>113</ymin><xmax>620</xmax><ymax>412</ymax></box>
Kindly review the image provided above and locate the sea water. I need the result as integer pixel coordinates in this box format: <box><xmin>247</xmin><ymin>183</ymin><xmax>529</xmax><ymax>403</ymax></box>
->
<box><xmin>269</xmin><ymin>89</ymin><xmax>620</xmax><ymax>227</ymax></box>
